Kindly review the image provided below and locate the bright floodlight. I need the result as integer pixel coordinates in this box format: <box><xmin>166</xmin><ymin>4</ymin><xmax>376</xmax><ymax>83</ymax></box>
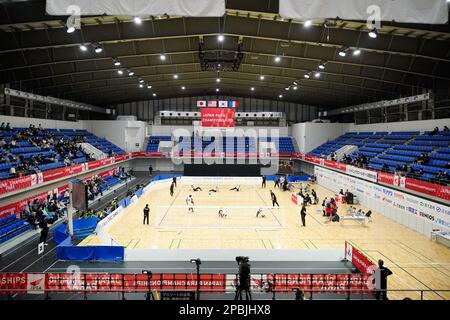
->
<box><xmin>368</xmin><ymin>28</ymin><xmax>378</xmax><ymax>39</ymax></box>
<box><xmin>304</xmin><ymin>20</ymin><xmax>312</xmax><ymax>27</ymax></box>
<box><xmin>217</xmin><ymin>34</ymin><xmax>225</xmax><ymax>42</ymax></box>
<box><xmin>134</xmin><ymin>16</ymin><xmax>142</xmax><ymax>24</ymax></box>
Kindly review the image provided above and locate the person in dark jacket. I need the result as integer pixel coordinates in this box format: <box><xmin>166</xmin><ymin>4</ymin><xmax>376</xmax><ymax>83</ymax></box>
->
<box><xmin>38</xmin><ymin>218</ymin><xmax>49</xmax><ymax>245</ymax></box>
<box><xmin>375</xmin><ymin>259</ymin><xmax>393</xmax><ymax>300</ymax></box>
<box><xmin>143</xmin><ymin>204</ymin><xmax>150</xmax><ymax>225</ymax></box>
<box><xmin>300</xmin><ymin>205</ymin><xmax>307</xmax><ymax>227</ymax></box>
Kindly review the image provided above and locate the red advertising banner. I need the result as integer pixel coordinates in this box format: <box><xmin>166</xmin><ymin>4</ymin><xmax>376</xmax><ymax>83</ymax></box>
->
<box><xmin>1</xmin><ymin>273</ymin><xmax>371</xmax><ymax>295</ymax></box>
<box><xmin>377</xmin><ymin>172</ymin><xmax>395</xmax><ymax>185</ymax></box>
<box><xmin>438</xmin><ymin>185</ymin><xmax>450</xmax><ymax>201</ymax></box>
<box><xmin>0</xmin><ymin>175</ymin><xmax>33</xmax><ymax>196</ymax></box>
<box><xmin>345</xmin><ymin>241</ymin><xmax>376</xmax><ymax>275</ymax></box>
<box><xmin>324</xmin><ymin>160</ymin><xmax>347</xmax><ymax>172</ymax></box>
<box><xmin>42</xmin><ymin>164</ymin><xmax>85</xmax><ymax>183</ymax></box>
<box><xmin>403</xmin><ymin>177</ymin><xmax>450</xmax><ymax>200</ymax></box>
<box><xmin>201</xmin><ymin>108</ymin><xmax>235</xmax><ymax>127</ymax></box>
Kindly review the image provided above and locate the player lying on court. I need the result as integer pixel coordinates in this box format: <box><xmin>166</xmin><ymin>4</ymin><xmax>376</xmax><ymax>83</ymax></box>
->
<box><xmin>191</xmin><ymin>185</ymin><xmax>202</xmax><ymax>191</ymax></box>
<box><xmin>229</xmin><ymin>185</ymin><xmax>240</xmax><ymax>192</ymax></box>
<box><xmin>209</xmin><ymin>186</ymin><xmax>219</xmax><ymax>192</ymax></box>
<box><xmin>218</xmin><ymin>208</ymin><xmax>227</xmax><ymax>218</ymax></box>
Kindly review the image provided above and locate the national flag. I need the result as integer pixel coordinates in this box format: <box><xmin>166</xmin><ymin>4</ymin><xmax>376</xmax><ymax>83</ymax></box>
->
<box><xmin>197</xmin><ymin>100</ymin><xmax>206</xmax><ymax>107</ymax></box>
<box><xmin>208</xmin><ymin>101</ymin><xmax>217</xmax><ymax>107</ymax></box>
<box><xmin>228</xmin><ymin>100</ymin><xmax>238</xmax><ymax>108</ymax></box>
<box><xmin>218</xmin><ymin>101</ymin><xmax>228</xmax><ymax>108</ymax></box>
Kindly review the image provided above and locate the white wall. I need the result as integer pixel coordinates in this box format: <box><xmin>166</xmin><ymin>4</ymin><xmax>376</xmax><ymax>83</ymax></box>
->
<box><xmin>290</xmin><ymin>122</ymin><xmax>346</xmax><ymax>153</ymax></box>
<box><xmin>83</xmin><ymin>120</ymin><xmax>147</xmax><ymax>153</ymax></box>
<box><xmin>1</xmin><ymin>115</ymin><xmax>85</xmax><ymax>130</ymax></box>
<box><xmin>344</xmin><ymin>118</ymin><xmax>450</xmax><ymax>133</ymax></box>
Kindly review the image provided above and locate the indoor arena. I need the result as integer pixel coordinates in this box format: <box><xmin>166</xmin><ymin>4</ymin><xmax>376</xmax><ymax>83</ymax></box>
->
<box><xmin>0</xmin><ymin>0</ymin><xmax>449</xmax><ymax>308</ymax></box>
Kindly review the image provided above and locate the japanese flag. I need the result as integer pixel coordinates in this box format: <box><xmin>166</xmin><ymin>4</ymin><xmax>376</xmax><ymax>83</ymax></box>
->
<box><xmin>197</xmin><ymin>100</ymin><xmax>206</xmax><ymax>107</ymax></box>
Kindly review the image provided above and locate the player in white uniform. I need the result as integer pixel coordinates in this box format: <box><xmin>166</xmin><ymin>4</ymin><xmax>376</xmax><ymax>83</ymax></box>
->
<box><xmin>218</xmin><ymin>208</ymin><xmax>227</xmax><ymax>218</ymax></box>
<box><xmin>186</xmin><ymin>195</ymin><xmax>194</xmax><ymax>213</ymax></box>
<box><xmin>256</xmin><ymin>208</ymin><xmax>265</xmax><ymax>218</ymax></box>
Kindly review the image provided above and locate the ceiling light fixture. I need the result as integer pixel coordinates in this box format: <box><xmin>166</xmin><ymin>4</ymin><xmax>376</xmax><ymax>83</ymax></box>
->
<box><xmin>133</xmin><ymin>16</ymin><xmax>142</xmax><ymax>24</ymax></box>
<box><xmin>79</xmin><ymin>44</ymin><xmax>88</xmax><ymax>52</ymax></box>
<box><xmin>304</xmin><ymin>20</ymin><xmax>312</xmax><ymax>27</ymax></box>
<box><xmin>217</xmin><ymin>34</ymin><xmax>225</xmax><ymax>42</ymax></box>
<box><xmin>274</xmin><ymin>56</ymin><xmax>281</xmax><ymax>63</ymax></box>
<box><xmin>353</xmin><ymin>48</ymin><xmax>361</xmax><ymax>56</ymax></box>
<box><xmin>259</xmin><ymin>75</ymin><xmax>265</xmax><ymax>80</ymax></box>
<box><xmin>338</xmin><ymin>47</ymin><xmax>347</xmax><ymax>57</ymax></box>
<box><xmin>160</xmin><ymin>54</ymin><xmax>166</xmax><ymax>61</ymax></box>
<box><xmin>368</xmin><ymin>28</ymin><xmax>378</xmax><ymax>39</ymax></box>
<box><xmin>93</xmin><ymin>44</ymin><xmax>103</xmax><ymax>53</ymax></box>
<box><xmin>117</xmin><ymin>69</ymin><xmax>123</xmax><ymax>75</ymax></box>
<box><xmin>173</xmin><ymin>74</ymin><xmax>179</xmax><ymax>79</ymax></box>
<box><xmin>128</xmin><ymin>70</ymin><xmax>134</xmax><ymax>76</ymax></box>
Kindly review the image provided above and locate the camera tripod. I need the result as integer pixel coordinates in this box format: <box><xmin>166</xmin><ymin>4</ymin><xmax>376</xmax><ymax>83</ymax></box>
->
<box><xmin>234</xmin><ymin>283</ymin><xmax>252</xmax><ymax>300</ymax></box>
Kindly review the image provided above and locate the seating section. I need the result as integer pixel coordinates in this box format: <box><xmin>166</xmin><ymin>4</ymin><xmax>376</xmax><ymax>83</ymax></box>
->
<box><xmin>0</xmin><ymin>214</ymin><xmax>32</xmax><ymax>244</ymax></box>
<box><xmin>146</xmin><ymin>136</ymin><xmax>172</xmax><ymax>152</ymax></box>
<box><xmin>145</xmin><ymin>135</ymin><xmax>297</xmax><ymax>154</ymax></box>
<box><xmin>309</xmin><ymin>130</ymin><xmax>450</xmax><ymax>185</ymax></box>
<box><xmin>1</xmin><ymin>127</ymin><xmax>125</xmax><ymax>181</ymax></box>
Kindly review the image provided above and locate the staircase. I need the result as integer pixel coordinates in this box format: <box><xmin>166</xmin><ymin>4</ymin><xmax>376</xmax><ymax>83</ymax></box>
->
<box><xmin>332</xmin><ymin>145</ymin><xmax>359</xmax><ymax>161</ymax></box>
<box><xmin>78</xmin><ymin>143</ymin><xmax>107</xmax><ymax>160</ymax></box>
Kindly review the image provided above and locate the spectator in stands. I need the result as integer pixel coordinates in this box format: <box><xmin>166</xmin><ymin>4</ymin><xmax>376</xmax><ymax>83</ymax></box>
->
<box><xmin>330</xmin><ymin>152</ymin><xmax>337</xmax><ymax>161</ymax></box>
<box><xmin>0</xmin><ymin>122</ymin><xmax>5</xmax><ymax>130</ymax></box>
<box><xmin>418</xmin><ymin>168</ymin><xmax>424</xmax><ymax>177</ymax></box>
<box><xmin>5</xmin><ymin>123</ymin><xmax>11</xmax><ymax>131</ymax></box>
<box><xmin>430</xmin><ymin>127</ymin><xmax>439</xmax><ymax>135</ymax></box>
<box><xmin>9</xmin><ymin>165</ymin><xmax>17</xmax><ymax>178</ymax></box>
<box><xmin>444</xmin><ymin>126</ymin><xmax>449</xmax><ymax>132</ymax></box>
<box><xmin>406</xmin><ymin>166</ymin><xmax>415</xmax><ymax>178</ymax></box>
<box><xmin>382</xmin><ymin>163</ymin><xmax>389</xmax><ymax>172</ymax></box>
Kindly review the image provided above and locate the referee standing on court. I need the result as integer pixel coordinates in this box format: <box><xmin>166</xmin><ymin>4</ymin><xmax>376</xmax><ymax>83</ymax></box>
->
<box><xmin>262</xmin><ymin>176</ymin><xmax>266</xmax><ymax>188</ymax></box>
<box><xmin>270</xmin><ymin>190</ymin><xmax>280</xmax><ymax>207</ymax></box>
<box><xmin>143</xmin><ymin>204</ymin><xmax>150</xmax><ymax>225</ymax></box>
<box><xmin>169</xmin><ymin>182</ymin><xmax>175</xmax><ymax>196</ymax></box>
<box><xmin>300</xmin><ymin>204</ymin><xmax>307</xmax><ymax>227</ymax></box>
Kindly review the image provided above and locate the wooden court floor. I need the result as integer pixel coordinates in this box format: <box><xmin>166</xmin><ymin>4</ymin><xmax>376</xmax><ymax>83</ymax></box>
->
<box><xmin>80</xmin><ymin>179</ymin><xmax>450</xmax><ymax>300</ymax></box>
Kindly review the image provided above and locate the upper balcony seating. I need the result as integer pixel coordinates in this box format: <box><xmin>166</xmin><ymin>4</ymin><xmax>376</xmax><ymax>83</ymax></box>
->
<box><xmin>308</xmin><ymin>129</ymin><xmax>449</xmax><ymax>185</ymax></box>
<box><xmin>1</xmin><ymin>127</ymin><xmax>126</xmax><ymax>181</ymax></box>
<box><xmin>145</xmin><ymin>135</ymin><xmax>296</xmax><ymax>154</ymax></box>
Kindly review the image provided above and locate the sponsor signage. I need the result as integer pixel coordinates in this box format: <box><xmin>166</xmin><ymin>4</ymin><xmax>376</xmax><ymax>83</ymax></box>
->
<box><xmin>346</xmin><ymin>165</ymin><xmax>378</xmax><ymax>183</ymax></box>
<box><xmin>201</xmin><ymin>108</ymin><xmax>235</xmax><ymax>127</ymax></box>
